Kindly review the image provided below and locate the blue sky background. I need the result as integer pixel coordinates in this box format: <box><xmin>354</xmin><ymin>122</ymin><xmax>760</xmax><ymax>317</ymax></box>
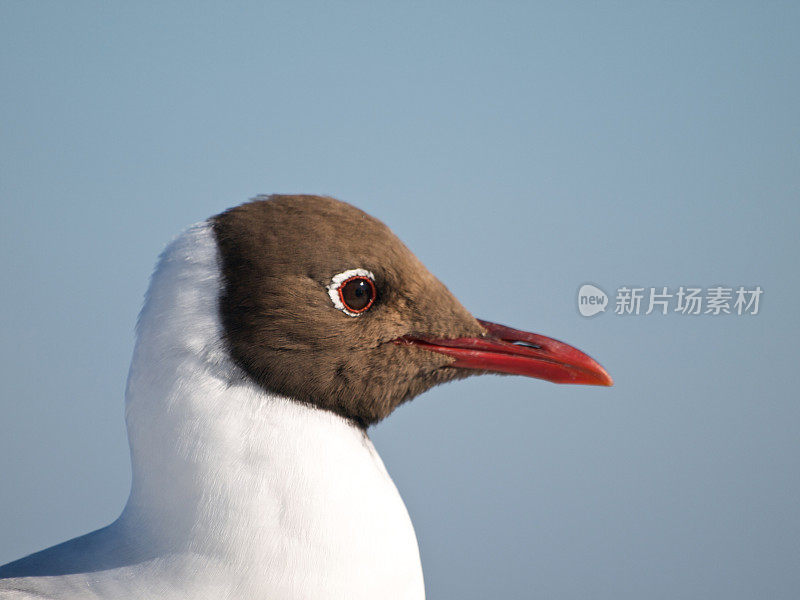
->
<box><xmin>1</xmin><ymin>2</ymin><xmax>798</xmax><ymax>598</ymax></box>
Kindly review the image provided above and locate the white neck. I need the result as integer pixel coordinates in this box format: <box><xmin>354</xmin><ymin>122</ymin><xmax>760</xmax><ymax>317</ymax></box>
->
<box><xmin>117</xmin><ymin>223</ymin><xmax>424</xmax><ymax>597</ymax></box>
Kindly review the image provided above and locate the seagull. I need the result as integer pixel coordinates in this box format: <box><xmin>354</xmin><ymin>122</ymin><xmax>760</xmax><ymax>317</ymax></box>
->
<box><xmin>0</xmin><ymin>195</ymin><xmax>612</xmax><ymax>599</ymax></box>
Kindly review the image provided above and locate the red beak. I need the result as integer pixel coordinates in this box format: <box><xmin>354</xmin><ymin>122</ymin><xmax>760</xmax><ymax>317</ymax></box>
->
<box><xmin>396</xmin><ymin>319</ymin><xmax>613</xmax><ymax>386</ymax></box>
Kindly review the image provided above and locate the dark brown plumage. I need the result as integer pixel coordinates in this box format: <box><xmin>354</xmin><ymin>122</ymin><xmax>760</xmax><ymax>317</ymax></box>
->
<box><xmin>212</xmin><ymin>195</ymin><xmax>487</xmax><ymax>427</ymax></box>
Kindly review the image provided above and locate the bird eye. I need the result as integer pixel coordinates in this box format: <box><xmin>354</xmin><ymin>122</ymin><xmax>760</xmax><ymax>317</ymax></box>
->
<box><xmin>327</xmin><ymin>269</ymin><xmax>377</xmax><ymax>316</ymax></box>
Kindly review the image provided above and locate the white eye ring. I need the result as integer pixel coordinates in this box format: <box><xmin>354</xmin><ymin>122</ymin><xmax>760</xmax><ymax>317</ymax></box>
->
<box><xmin>327</xmin><ymin>268</ymin><xmax>376</xmax><ymax>317</ymax></box>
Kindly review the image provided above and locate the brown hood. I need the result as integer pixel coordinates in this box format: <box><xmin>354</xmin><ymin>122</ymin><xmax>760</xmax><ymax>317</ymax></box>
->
<box><xmin>213</xmin><ymin>195</ymin><xmax>611</xmax><ymax>427</ymax></box>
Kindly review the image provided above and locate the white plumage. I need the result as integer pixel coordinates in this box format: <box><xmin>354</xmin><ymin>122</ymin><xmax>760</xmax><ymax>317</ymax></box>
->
<box><xmin>0</xmin><ymin>222</ymin><xmax>425</xmax><ymax>599</ymax></box>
